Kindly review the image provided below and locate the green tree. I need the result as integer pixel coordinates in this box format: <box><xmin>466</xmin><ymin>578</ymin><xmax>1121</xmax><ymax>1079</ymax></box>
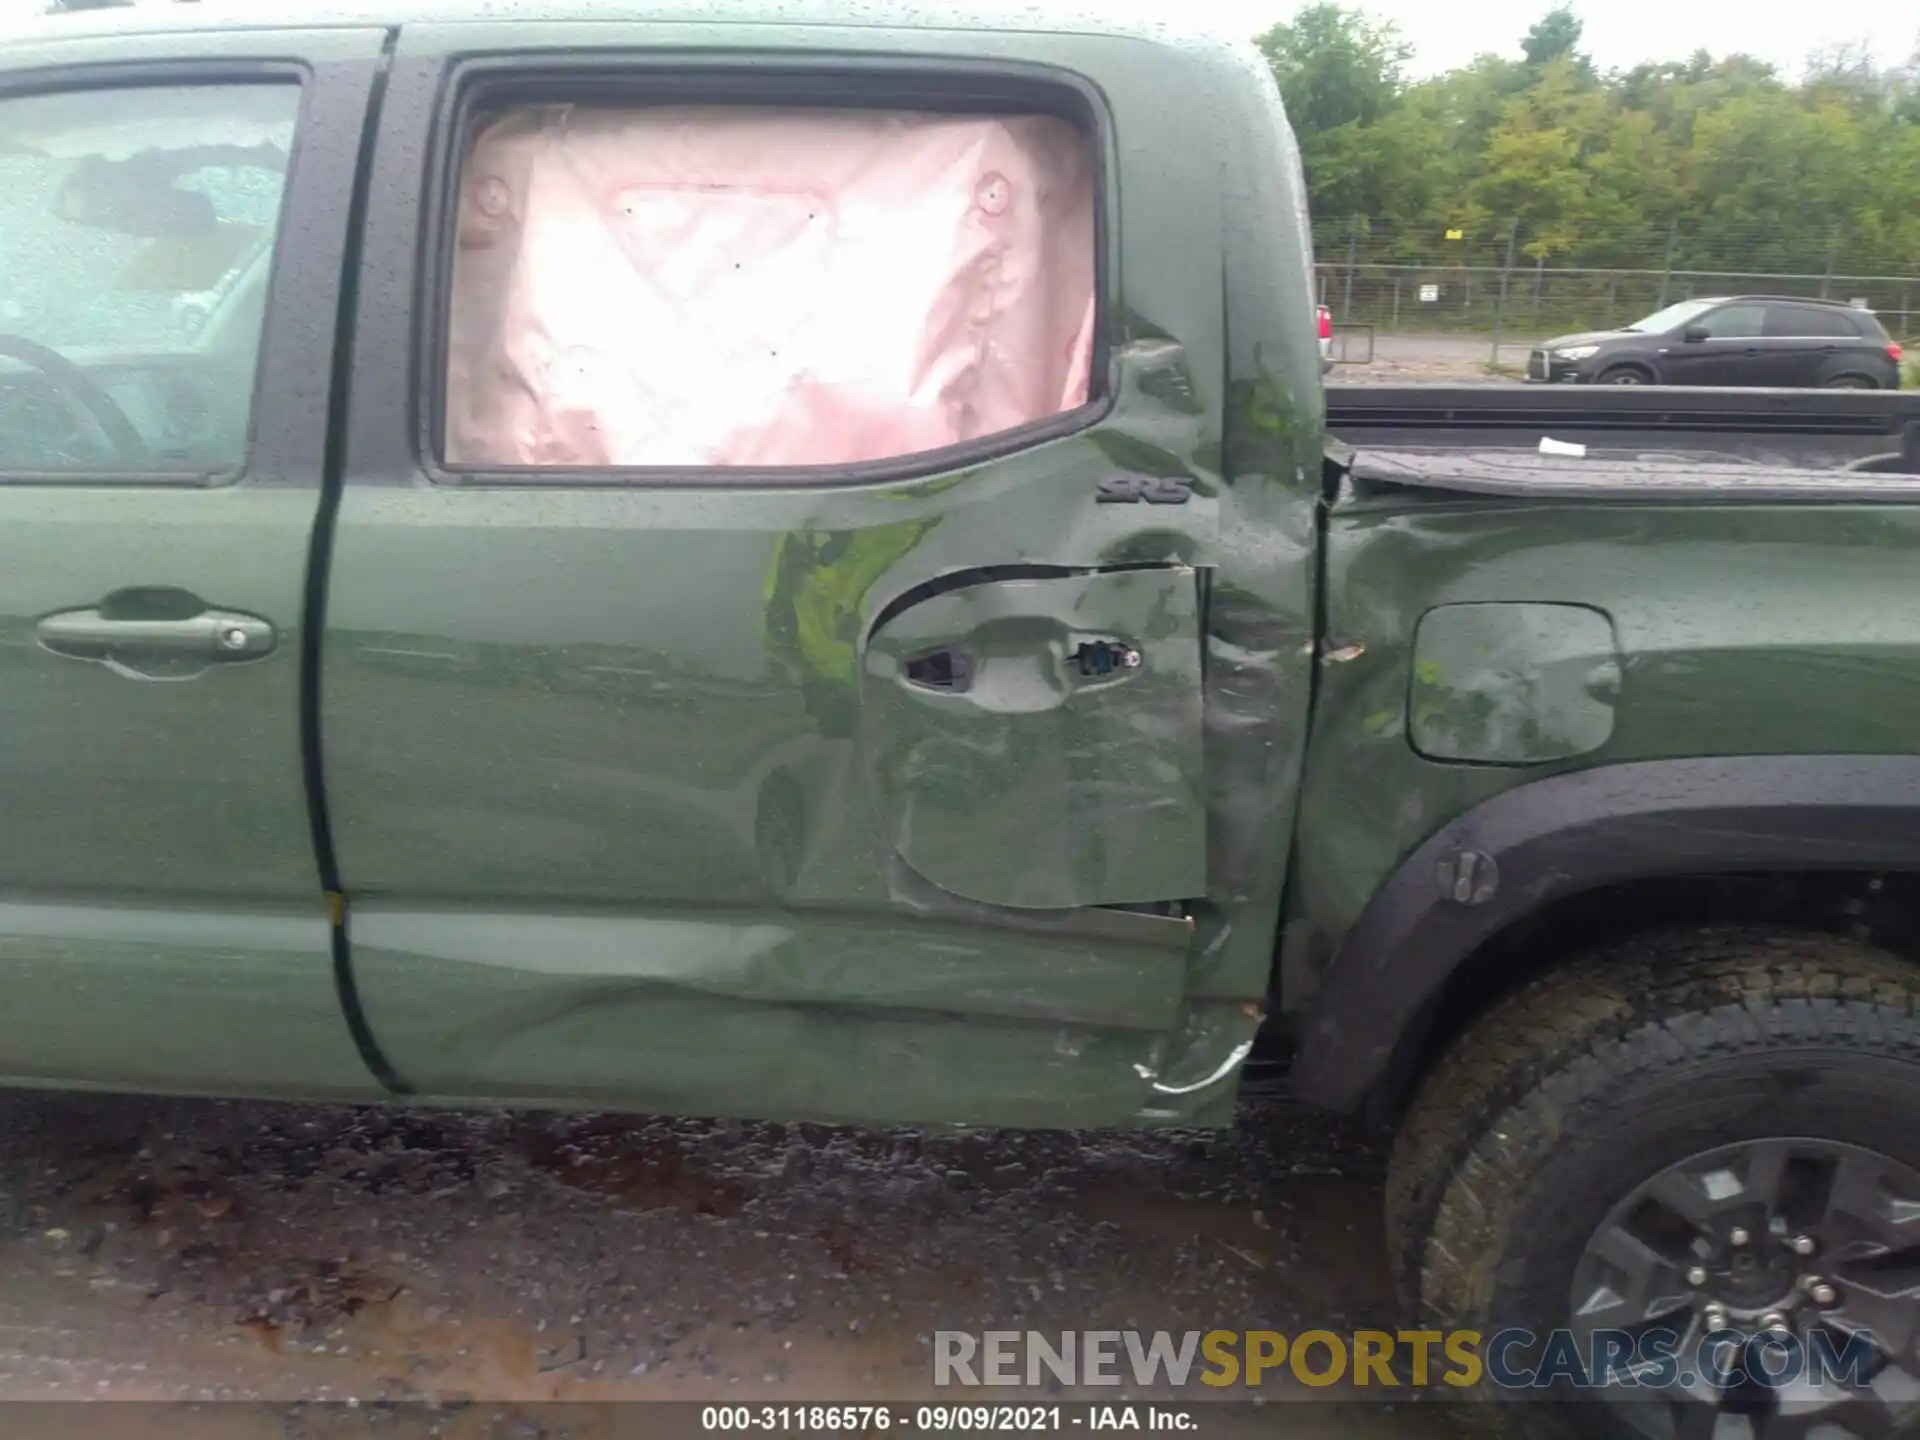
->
<box><xmin>1683</xmin><ymin>91</ymin><xmax>1868</xmax><ymax>270</ymax></box>
<box><xmin>1256</xmin><ymin>4</ymin><xmax>1411</xmax><ymax>132</ymax></box>
<box><xmin>1522</xmin><ymin>7</ymin><xmax>1586</xmax><ymax>68</ymax></box>
<box><xmin>1258</xmin><ymin>2</ymin><xmax>1919</xmax><ymax>287</ymax></box>
<box><xmin>1894</xmin><ymin>41</ymin><xmax>1920</xmax><ymax>124</ymax></box>
<box><xmin>1580</xmin><ymin>111</ymin><xmax>1685</xmax><ymax>265</ymax></box>
<box><xmin>1464</xmin><ymin>59</ymin><xmax>1606</xmax><ymax>258</ymax></box>
<box><xmin>1257</xmin><ymin>5</ymin><xmax>1424</xmax><ymax>222</ymax></box>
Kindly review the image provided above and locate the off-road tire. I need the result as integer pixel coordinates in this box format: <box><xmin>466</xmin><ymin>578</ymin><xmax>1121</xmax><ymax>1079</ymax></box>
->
<box><xmin>1384</xmin><ymin>926</ymin><xmax>1920</xmax><ymax>1435</ymax></box>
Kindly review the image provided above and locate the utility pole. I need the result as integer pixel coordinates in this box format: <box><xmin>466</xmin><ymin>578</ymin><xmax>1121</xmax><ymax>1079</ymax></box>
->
<box><xmin>1490</xmin><ymin>221</ymin><xmax>1520</xmax><ymax>366</ymax></box>
<box><xmin>1343</xmin><ymin>215</ymin><xmax>1360</xmax><ymax>321</ymax></box>
<box><xmin>1656</xmin><ymin>219</ymin><xmax>1679</xmax><ymax>310</ymax></box>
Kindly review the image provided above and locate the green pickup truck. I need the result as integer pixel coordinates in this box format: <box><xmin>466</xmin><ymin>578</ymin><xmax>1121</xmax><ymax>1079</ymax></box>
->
<box><xmin>4</xmin><ymin>4</ymin><xmax>1920</xmax><ymax>1433</ymax></box>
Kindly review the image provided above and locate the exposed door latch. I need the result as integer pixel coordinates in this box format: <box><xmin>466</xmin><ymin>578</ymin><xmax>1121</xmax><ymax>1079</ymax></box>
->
<box><xmin>1074</xmin><ymin>640</ymin><xmax>1143</xmax><ymax>678</ymax></box>
<box><xmin>903</xmin><ymin>647</ymin><xmax>973</xmax><ymax>692</ymax></box>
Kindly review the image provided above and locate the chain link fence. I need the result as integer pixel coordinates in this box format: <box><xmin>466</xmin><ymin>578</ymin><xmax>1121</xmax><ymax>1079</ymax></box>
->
<box><xmin>1311</xmin><ymin>217</ymin><xmax>1920</xmax><ymax>372</ymax></box>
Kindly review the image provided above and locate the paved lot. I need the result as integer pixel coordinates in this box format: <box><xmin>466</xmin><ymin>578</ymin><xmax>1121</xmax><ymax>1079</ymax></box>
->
<box><xmin>1332</xmin><ymin>332</ymin><xmax>1539</xmax><ymax>384</ymax></box>
<box><xmin>0</xmin><ymin>1089</ymin><xmax>1457</xmax><ymax>1438</ymax></box>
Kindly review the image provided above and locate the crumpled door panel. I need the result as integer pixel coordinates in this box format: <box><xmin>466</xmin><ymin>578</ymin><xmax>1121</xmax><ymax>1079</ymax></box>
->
<box><xmin>862</xmin><ymin>568</ymin><xmax>1206</xmax><ymax>911</ymax></box>
<box><xmin>445</xmin><ymin>104</ymin><xmax>1096</xmax><ymax>469</ymax></box>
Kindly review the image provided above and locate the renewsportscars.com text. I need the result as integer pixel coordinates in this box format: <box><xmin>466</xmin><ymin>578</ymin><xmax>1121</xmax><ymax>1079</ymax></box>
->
<box><xmin>933</xmin><ymin>1328</ymin><xmax>1879</xmax><ymax>1392</ymax></box>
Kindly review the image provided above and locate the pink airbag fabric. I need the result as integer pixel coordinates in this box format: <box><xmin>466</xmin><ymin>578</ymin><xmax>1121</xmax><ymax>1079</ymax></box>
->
<box><xmin>445</xmin><ymin>105</ymin><xmax>1097</xmax><ymax>468</ymax></box>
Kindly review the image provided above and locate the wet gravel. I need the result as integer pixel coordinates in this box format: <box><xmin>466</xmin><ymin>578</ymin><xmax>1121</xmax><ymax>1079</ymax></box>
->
<box><xmin>0</xmin><ymin>1090</ymin><xmax>1451</xmax><ymax>1437</ymax></box>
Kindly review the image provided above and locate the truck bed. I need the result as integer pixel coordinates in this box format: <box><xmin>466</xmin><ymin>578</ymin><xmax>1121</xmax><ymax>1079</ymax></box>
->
<box><xmin>1327</xmin><ymin>384</ymin><xmax>1920</xmax><ymax>474</ymax></box>
<box><xmin>1341</xmin><ymin>447</ymin><xmax>1920</xmax><ymax>501</ymax></box>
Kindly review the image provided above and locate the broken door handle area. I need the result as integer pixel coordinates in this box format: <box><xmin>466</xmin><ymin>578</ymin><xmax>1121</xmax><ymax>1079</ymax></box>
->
<box><xmin>1073</xmin><ymin>640</ymin><xmax>1142</xmax><ymax>678</ymax></box>
<box><xmin>37</xmin><ymin>603</ymin><xmax>276</xmax><ymax>678</ymax></box>
<box><xmin>902</xmin><ymin>640</ymin><xmax>1144</xmax><ymax>694</ymax></box>
<box><xmin>903</xmin><ymin>647</ymin><xmax>974</xmax><ymax>693</ymax></box>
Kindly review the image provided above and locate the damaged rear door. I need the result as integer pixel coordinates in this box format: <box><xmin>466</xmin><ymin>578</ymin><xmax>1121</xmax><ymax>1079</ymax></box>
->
<box><xmin>864</xmin><ymin>567</ymin><xmax>1204</xmax><ymax>911</ymax></box>
<box><xmin>318</xmin><ymin>22</ymin><xmax>1250</xmax><ymax>1127</ymax></box>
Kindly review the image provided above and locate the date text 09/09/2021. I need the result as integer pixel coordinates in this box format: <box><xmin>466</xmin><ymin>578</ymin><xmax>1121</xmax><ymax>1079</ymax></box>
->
<box><xmin>701</xmin><ymin>1407</ymin><xmax>1191</xmax><ymax>1432</ymax></box>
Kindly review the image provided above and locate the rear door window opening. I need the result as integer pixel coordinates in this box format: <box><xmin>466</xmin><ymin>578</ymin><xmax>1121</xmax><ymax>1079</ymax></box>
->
<box><xmin>440</xmin><ymin>96</ymin><xmax>1099</xmax><ymax>475</ymax></box>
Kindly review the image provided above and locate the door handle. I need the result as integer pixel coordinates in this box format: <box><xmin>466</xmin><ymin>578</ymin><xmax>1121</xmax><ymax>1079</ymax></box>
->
<box><xmin>37</xmin><ymin>604</ymin><xmax>275</xmax><ymax>676</ymax></box>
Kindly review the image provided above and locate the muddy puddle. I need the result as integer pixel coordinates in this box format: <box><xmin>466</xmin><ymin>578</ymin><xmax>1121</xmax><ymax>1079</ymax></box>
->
<box><xmin>0</xmin><ymin>1091</ymin><xmax>1447</xmax><ymax>1437</ymax></box>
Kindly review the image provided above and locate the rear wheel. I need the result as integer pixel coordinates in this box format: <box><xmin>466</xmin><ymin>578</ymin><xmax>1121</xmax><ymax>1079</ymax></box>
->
<box><xmin>1386</xmin><ymin>927</ymin><xmax>1920</xmax><ymax>1438</ymax></box>
<box><xmin>1825</xmin><ymin>374</ymin><xmax>1882</xmax><ymax>390</ymax></box>
<box><xmin>1594</xmin><ymin>365</ymin><xmax>1652</xmax><ymax>385</ymax></box>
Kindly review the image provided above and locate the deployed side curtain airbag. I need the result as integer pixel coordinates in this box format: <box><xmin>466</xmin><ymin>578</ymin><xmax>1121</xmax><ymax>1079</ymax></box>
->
<box><xmin>445</xmin><ymin>104</ymin><xmax>1097</xmax><ymax>469</ymax></box>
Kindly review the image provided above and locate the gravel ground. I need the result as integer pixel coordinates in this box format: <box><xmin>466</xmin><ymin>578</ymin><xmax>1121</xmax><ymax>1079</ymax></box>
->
<box><xmin>0</xmin><ymin>1089</ymin><xmax>1455</xmax><ymax>1438</ymax></box>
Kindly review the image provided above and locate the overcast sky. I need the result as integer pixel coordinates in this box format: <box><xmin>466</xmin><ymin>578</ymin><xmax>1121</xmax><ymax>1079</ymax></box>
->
<box><xmin>4</xmin><ymin>0</ymin><xmax>1914</xmax><ymax>83</ymax></box>
<box><xmin>1182</xmin><ymin>0</ymin><xmax>1916</xmax><ymax>80</ymax></box>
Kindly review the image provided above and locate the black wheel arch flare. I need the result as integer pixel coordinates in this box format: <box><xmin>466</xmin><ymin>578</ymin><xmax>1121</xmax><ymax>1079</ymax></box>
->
<box><xmin>1289</xmin><ymin>754</ymin><xmax>1920</xmax><ymax>1111</ymax></box>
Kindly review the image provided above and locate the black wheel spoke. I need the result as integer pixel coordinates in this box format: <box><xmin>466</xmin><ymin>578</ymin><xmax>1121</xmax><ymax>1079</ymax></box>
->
<box><xmin>1577</xmin><ymin>1223</ymin><xmax>1693</xmax><ymax>1338</ymax></box>
<box><xmin>1670</xmin><ymin>1396</ymin><xmax>1736</xmax><ymax>1439</ymax></box>
<box><xmin>1827</xmin><ymin>1154</ymin><xmax>1920</xmax><ymax>1257</ymax></box>
<box><xmin>1575</xmin><ymin>1138</ymin><xmax>1920</xmax><ymax>1440</ymax></box>
<box><xmin>1747</xmin><ymin>1403</ymin><xmax>1809</xmax><ymax>1440</ymax></box>
<box><xmin>1804</xmin><ymin>1384</ymin><xmax>1912</xmax><ymax>1437</ymax></box>
<box><xmin>1826</xmin><ymin>1282</ymin><xmax>1920</xmax><ymax>1358</ymax></box>
<box><xmin>1739</xmin><ymin>1142</ymin><xmax>1793</xmax><ymax>1213</ymax></box>
<box><xmin>1647</xmin><ymin>1167</ymin><xmax>1734</xmax><ymax>1227</ymax></box>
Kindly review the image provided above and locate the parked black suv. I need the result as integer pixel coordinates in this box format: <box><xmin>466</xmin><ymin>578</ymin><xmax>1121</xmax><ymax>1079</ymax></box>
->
<box><xmin>1529</xmin><ymin>295</ymin><xmax>1904</xmax><ymax>388</ymax></box>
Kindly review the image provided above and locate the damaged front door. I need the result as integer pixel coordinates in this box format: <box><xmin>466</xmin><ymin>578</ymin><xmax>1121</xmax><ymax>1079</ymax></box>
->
<box><xmin>320</xmin><ymin>27</ymin><xmax>1234</xmax><ymax>1128</ymax></box>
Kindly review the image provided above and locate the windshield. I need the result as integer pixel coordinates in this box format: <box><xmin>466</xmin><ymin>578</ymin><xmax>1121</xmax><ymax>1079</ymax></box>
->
<box><xmin>1625</xmin><ymin>299</ymin><xmax>1719</xmax><ymax>334</ymax></box>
